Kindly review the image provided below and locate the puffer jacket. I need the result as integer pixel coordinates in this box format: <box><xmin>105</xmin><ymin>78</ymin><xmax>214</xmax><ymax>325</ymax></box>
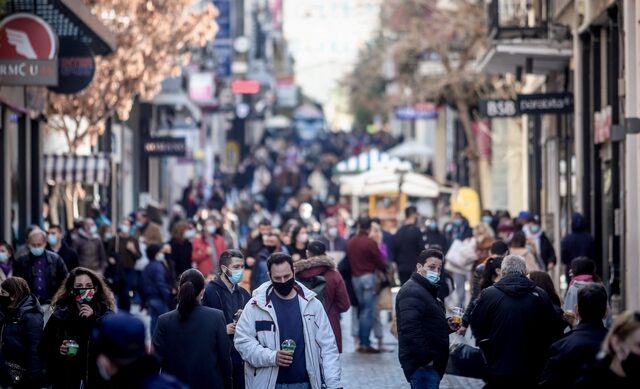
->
<box><xmin>294</xmin><ymin>255</ymin><xmax>350</xmax><ymax>352</ymax></box>
<box><xmin>71</xmin><ymin>230</ymin><xmax>107</xmax><ymax>272</ymax></box>
<box><xmin>0</xmin><ymin>294</ymin><xmax>45</xmax><ymax>386</ymax></box>
<box><xmin>234</xmin><ymin>281</ymin><xmax>342</xmax><ymax>389</ymax></box>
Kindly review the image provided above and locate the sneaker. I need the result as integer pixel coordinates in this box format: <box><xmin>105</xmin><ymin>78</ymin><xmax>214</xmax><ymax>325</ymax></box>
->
<box><xmin>357</xmin><ymin>345</ymin><xmax>381</xmax><ymax>354</ymax></box>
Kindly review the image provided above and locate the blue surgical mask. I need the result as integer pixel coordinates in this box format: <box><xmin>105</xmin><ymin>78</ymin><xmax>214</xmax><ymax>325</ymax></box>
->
<box><xmin>530</xmin><ymin>225</ymin><xmax>541</xmax><ymax>234</ymax></box>
<box><xmin>328</xmin><ymin>227</ymin><xmax>338</xmax><ymax>238</ymax></box>
<box><xmin>0</xmin><ymin>252</ymin><xmax>8</xmax><ymax>263</ymax></box>
<box><xmin>47</xmin><ymin>234</ymin><xmax>59</xmax><ymax>246</ymax></box>
<box><xmin>425</xmin><ymin>270</ymin><xmax>440</xmax><ymax>284</ymax></box>
<box><xmin>227</xmin><ymin>269</ymin><xmax>244</xmax><ymax>285</ymax></box>
<box><xmin>104</xmin><ymin>233</ymin><xmax>113</xmax><ymax>241</ymax></box>
<box><xmin>119</xmin><ymin>224</ymin><xmax>130</xmax><ymax>234</ymax></box>
<box><xmin>90</xmin><ymin>225</ymin><xmax>98</xmax><ymax>235</ymax></box>
<box><xmin>29</xmin><ymin>246</ymin><xmax>45</xmax><ymax>257</ymax></box>
<box><xmin>207</xmin><ymin>225</ymin><xmax>217</xmax><ymax>234</ymax></box>
<box><xmin>184</xmin><ymin>229</ymin><xmax>196</xmax><ymax>240</ymax></box>
<box><xmin>453</xmin><ymin>219</ymin><xmax>462</xmax><ymax>227</ymax></box>
<box><xmin>482</xmin><ymin>216</ymin><xmax>493</xmax><ymax>225</ymax></box>
<box><xmin>156</xmin><ymin>253</ymin><xmax>165</xmax><ymax>261</ymax></box>
<box><xmin>428</xmin><ymin>222</ymin><xmax>438</xmax><ymax>231</ymax></box>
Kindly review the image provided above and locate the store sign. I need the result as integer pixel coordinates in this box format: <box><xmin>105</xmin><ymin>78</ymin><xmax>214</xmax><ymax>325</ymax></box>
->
<box><xmin>517</xmin><ymin>92</ymin><xmax>573</xmax><ymax>115</ymax></box>
<box><xmin>143</xmin><ymin>137</ymin><xmax>187</xmax><ymax>157</ymax></box>
<box><xmin>594</xmin><ymin>105</ymin><xmax>612</xmax><ymax>144</ymax></box>
<box><xmin>188</xmin><ymin>72</ymin><xmax>216</xmax><ymax>105</ymax></box>
<box><xmin>49</xmin><ymin>39</ymin><xmax>95</xmax><ymax>94</ymax></box>
<box><xmin>0</xmin><ymin>13</ymin><xmax>58</xmax><ymax>86</ymax></box>
<box><xmin>231</xmin><ymin>79</ymin><xmax>260</xmax><ymax>94</ymax></box>
<box><xmin>480</xmin><ymin>99</ymin><xmax>518</xmax><ymax>117</ymax></box>
<box><xmin>394</xmin><ymin>103</ymin><xmax>438</xmax><ymax>120</ymax></box>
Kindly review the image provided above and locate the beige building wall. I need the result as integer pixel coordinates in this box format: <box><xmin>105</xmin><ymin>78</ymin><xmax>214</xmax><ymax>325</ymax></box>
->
<box><xmin>491</xmin><ymin>118</ymin><xmax>524</xmax><ymax>215</ymax></box>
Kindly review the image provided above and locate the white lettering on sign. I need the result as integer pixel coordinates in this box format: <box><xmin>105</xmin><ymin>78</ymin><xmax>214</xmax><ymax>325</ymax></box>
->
<box><xmin>0</xmin><ymin>63</ymin><xmax>27</xmax><ymax>76</ymax></box>
<box><xmin>486</xmin><ymin>100</ymin><xmax>517</xmax><ymax>117</ymax></box>
<box><xmin>29</xmin><ymin>63</ymin><xmax>38</xmax><ymax>75</ymax></box>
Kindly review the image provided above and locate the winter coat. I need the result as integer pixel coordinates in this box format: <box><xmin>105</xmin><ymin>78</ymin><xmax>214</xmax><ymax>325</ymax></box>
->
<box><xmin>391</xmin><ymin>224</ymin><xmax>425</xmax><ymax>276</ymax></box>
<box><xmin>573</xmin><ymin>354</ymin><xmax>640</xmax><ymax>388</ymax></box>
<box><xmin>316</xmin><ymin>236</ymin><xmax>347</xmax><ymax>254</ymax></box>
<box><xmin>251</xmin><ymin>248</ymin><xmax>272</xmax><ymax>291</ymax></box>
<box><xmin>141</xmin><ymin>260</ymin><xmax>170</xmax><ymax>303</ymax></box>
<box><xmin>0</xmin><ymin>294</ymin><xmax>45</xmax><ymax>386</ymax></box>
<box><xmin>169</xmin><ymin>239</ymin><xmax>192</xmax><ymax>277</ymax></box>
<box><xmin>105</xmin><ymin>355</ymin><xmax>187</xmax><ymax>389</ymax></box>
<box><xmin>234</xmin><ymin>281</ymin><xmax>342</xmax><ymax>389</ymax></box>
<box><xmin>71</xmin><ymin>230</ymin><xmax>107</xmax><ymax>272</ymax></box>
<box><xmin>424</xmin><ymin>229</ymin><xmax>449</xmax><ymax>252</ymax></box>
<box><xmin>245</xmin><ymin>235</ymin><xmax>265</xmax><ymax>261</ymax></box>
<box><xmin>509</xmin><ymin>247</ymin><xmax>541</xmax><ymax>273</ymax></box>
<box><xmin>40</xmin><ymin>303</ymin><xmax>112</xmax><ymax>389</ymax></box>
<box><xmin>396</xmin><ymin>273</ymin><xmax>450</xmax><ymax>381</ymax></box>
<box><xmin>48</xmin><ymin>242</ymin><xmax>79</xmax><ymax>272</ymax></box>
<box><xmin>563</xmin><ymin>279</ymin><xmax>613</xmax><ymax>327</ymax></box>
<box><xmin>539</xmin><ymin>321</ymin><xmax>608</xmax><ymax>388</ymax></box>
<box><xmin>13</xmin><ymin>250</ymin><xmax>69</xmax><ymax>304</ymax></box>
<box><xmin>106</xmin><ymin>235</ymin><xmax>141</xmax><ymax>270</ymax></box>
<box><xmin>537</xmin><ymin>233</ymin><xmax>557</xmax><ymax>267</ymax></box>
<box><xmin>294</xmin><ymin>255</ymin><xmax>351</xmax><ymax>352</ymax></box>
<box><xmin>192</xmin><ymin>234</ymin><xmax>226</xmax><ymax>276</ymax></box>
<box><xmin>561</xmin><ymin>213</ymin><xmax>596</xmax><ymax>266</ymax></box>
<box><xmin>470</xmin><ymin>275</ymin><xmax>564</xmax><ymax>385</ymax></box>
<box><xmin>152</xmin><ymin>305</ymin><xmax>233</xmax><ymax>389</ymax></box>
<box><xmin>346</xmin><ymin>232</ymin><xmax>386</xmax><ymax>277</ymax></box>
<box><xmin>445</xmin><ymin>238</ymin><xmax>477</xmax><ymax>275</ymax></box>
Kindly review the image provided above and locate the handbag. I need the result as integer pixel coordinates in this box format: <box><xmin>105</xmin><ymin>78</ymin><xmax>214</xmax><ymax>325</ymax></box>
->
<box><xmin>5</xmin><ymin>361</ymin><xmax>27</xmax><ymax>384</ymax></box>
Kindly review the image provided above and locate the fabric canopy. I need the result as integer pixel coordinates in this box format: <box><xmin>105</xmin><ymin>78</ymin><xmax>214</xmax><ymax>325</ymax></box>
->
<box><xmin>44</xmin><ymin>153</ymin><xmax>111</xmax><ymax>185</ymax></box>
<box><xmin>339</xmin><ymin>168</ymin><xmax>439</xmax><ymax>198</ymax></box>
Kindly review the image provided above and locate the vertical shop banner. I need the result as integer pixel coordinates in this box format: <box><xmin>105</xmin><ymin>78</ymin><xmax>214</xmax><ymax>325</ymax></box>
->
<box><xmin>213</xmin><ymin>0</ymin><xmax>233</xmax><ymax>80</ymax></box>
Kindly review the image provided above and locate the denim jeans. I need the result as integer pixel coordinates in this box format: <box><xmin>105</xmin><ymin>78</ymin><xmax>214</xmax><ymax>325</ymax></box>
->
<box><xmin>410</xmin><ymin>366</ymin><xmax>440</xmax><ymax>389</ymax></box>
<box><xmin>147</xmin><ymin>298</ymin><xmax>169</xmax><ymax>336</ymax></box>
<box><xmin>351</xmin><ymin>273</ymin><xmax>376</xmax><ymax>347</ymax></box>
<box><xmin>275</xmin><ymin>383</ymin><xmax>311</xmax><ymax>389</ymax></box>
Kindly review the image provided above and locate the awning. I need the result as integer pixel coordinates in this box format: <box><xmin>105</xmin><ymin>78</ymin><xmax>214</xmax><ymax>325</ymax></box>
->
<box><xmin>387</xmin><ymin>141</ymin><xmax>434</xmax><ymax>159</ymax></box>
<box><xmin>339</xmin><ymin>168</ymin><xmax>440</xmax><ymax>198</ymax></box>
<box><xmin>44</xmin><ymin>153</ymin><xmax>111</xmax><ymax>185</ymax></box>
<box><xmin>477</xmin><ymin>41</ymin><xmax>573</xmax><ymax>75</ymax></box>
<box><xmin>7</xmin><ymin>0</ymin><xmax>117</xmax><ymax>55</ymax></box>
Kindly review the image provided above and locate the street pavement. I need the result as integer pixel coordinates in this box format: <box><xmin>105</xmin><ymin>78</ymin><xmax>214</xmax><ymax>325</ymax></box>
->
<box><xmin>341</xmin><ymin>308</ymin><xmax>484</xmax><ymax>388</ymax></box>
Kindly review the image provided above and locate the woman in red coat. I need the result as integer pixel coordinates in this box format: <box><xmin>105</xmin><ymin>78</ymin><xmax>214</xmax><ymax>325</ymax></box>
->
<box><xmin>192</xmin><ymin>217</ymin><xmax>226</xmax><ymax>277</ymax></box>
<box><xmin>294</xmin><ymin>240</ymin><xmax>351</xmax><ymax>352</ymax></box>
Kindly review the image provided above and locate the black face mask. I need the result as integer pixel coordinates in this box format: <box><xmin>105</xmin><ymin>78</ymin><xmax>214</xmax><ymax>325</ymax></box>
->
<box><xmin>622</xmin><ymin>351</ymin><xmax>640</xmax><ymax>380</ymax></box>
<box><xmin>0</xmin><ymin>295</ymin><xmax>11</xmax><ymax>307</ymax></box>
<box><xmin>265</xmin><ymin>245</ymin><xmax>277</xmax><ymax>253</ymax></box>
<box><xmin>272</xmin><ymin>278</ymin><xmax>295</xmax><ymax>296</ymax></box>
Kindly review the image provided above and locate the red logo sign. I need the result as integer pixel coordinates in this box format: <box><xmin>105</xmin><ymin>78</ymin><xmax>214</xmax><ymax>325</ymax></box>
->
<box><xmin>0</xmin><ymin>13</ymin><xmax>57</xmax><ymax>60</ymax></box>
<box><xmin>231</xmin><ymin>80</ymin><xmax>260</xmax><ymax>95</ymax></box>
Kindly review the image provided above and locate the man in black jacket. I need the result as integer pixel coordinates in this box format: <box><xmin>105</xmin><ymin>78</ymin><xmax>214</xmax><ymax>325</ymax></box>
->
<box><xmin>203</xmin><ymin>249</ymin><xmax>251</xmax><ymax>389</ymax></box>
<box><xmin>539</xmin><ymin>283</ymin><xmax>609</xmax><ymax>387</ymax></box>
<box><xmin>46</xmin><ymin>225</ymin><xmax>79</xmax><ymax>271</ymax></box>
<box><xmin>471</xmin><ymin>255</ymin><xmax>564</xmax><ymax>388</ymax></box>
<box><xmin>392</xmin><ymin>206</ymin><xmax>426</xmax><ymax>284</ymax></box>
<box><xmin>396</xmin><ymin>248</ymin><xmax>458</xmax><ymax>388</ymax></box>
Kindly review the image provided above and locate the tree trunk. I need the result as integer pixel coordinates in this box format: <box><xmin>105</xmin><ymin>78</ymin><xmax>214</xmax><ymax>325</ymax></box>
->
<box><xmin>451</xmin><ymin>83</ymin><xmax>483</xmax><ymax>210</ymax></box>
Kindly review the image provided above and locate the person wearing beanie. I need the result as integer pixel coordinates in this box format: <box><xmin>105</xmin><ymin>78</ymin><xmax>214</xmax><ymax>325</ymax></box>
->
<box><xmin>93</xmin><ymin>313</ymin><xmax>185</xmax><ymax>388</ymax></box>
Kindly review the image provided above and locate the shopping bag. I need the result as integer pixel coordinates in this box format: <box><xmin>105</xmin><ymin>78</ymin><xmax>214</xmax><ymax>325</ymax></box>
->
<box><xmin>446</xmin><ymin>333</ymin><xmax>486</xmax><ymax>379</ymax></box>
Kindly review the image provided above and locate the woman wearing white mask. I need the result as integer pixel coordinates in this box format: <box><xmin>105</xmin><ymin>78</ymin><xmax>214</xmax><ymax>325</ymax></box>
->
<box><xmin>0</xmin><ymin>241</ymin><xmax>15</xmax><ymax>281</ymax></box>
<box><xmin>202</xmin><ymin>249</ymin><xmax>251</xmax><ymax>389</ymax></box>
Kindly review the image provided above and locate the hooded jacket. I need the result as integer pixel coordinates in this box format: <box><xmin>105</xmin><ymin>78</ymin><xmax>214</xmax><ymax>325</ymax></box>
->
<box><xmin>471</xmin><ymin>275</ymin><xmax>563</xmax><ymax>384</ymax></box>
<box><xmin>0</xmin><ymin>294</ymin><xmax>45</xmax><ymax>385</ymax></box>
<box><xmin>234</xmin><ymin>281</ymin><xmax>342</xmax><ymax>389</ymax></box>
<box><xmin>560</xmin><ymin>213</ymin><xmax>596</xmax><ymax>266</ymax></box>
<box><xmin>396</xmin><ymin>273</ymin><xmax>450</xmax><ymax>381</ymax></box>
<box><xmin>294</xmin><ymin>255</ymin><xmax>350</xmax><ymax>352</ymax></box>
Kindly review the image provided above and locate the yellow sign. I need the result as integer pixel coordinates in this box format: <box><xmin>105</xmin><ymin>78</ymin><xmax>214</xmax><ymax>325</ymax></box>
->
<box><xmin>450</xmin><ymin>187</ymin><xmax>481</xmax><ymax>227</ymax></box>
<box><xmin>225</xmin><ymin>141</ymin><xmax>240</xmax><ymax>168</ymax></box>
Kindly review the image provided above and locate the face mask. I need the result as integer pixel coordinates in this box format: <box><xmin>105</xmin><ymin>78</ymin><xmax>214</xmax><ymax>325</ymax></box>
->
<box><xmin>0</xmin><ymin>252</ymin><xmax>8</xmax><ymax>263</ymax></box>
<box><xmin>90</xmin><ymin>225</ymin><xmax>98</xmax><ymax>235</ymax></box>
<box><xmin>104</xmin><ymin>233</ymin><xmax>113</xmax><ymax>241</ymax></box>
<box><xmin>119</xmin><ymin>224</ymin><xmax>130</xmax><ymax>234</ymax></box>
<box><xmin>97</xmin><ymin>360</ymin><xmax>112</xmax><ymax>381</ymax></box>
<box><xmin>156</xmin><ymin>253</ymin><xmax>165</xmax><ymax>261</ymax></box>
<box><xmin>265</xmin><ymin>245</ymin><xmax>277</xmax><ymax>253</ymax></box>
<box><xmin>482</xmin><ymin>216</ymin><xmax>493</xmax><ymax>225</ymax></box>
<box><xmin>47</xmin><ymin>234</ymin><xmax>59</xmax><ymax>246</ymax></box>
<box><xmin>184</xmin><ymin>229</ymin><xmax>196</xmax><ymax>240</ymax></box>
<box><xmin>622</xmin><ymin>351</ymin><xmax>640</xmax><ymax>379</ymax></box>
<box><xmin>74</xmin><ymin>288</ymin><xmax>95</xmax><ymax>304</ymax></box>
<box><xmin>207</xmin><ymin>225</ymin><xmax>217</xmax><ymax>234</ymax></box>
<box><xmin>297</xmin><ymin>234</ymin><xmax>309</xmax><ymax>244</ymax></box>
<box><xmin>272</xmin><ymin>278</ymin><xmax>295</xmax><ymax>296</ymax></box>
<box><xmin>530</xmin><ymin>225</ymin><xmax>541</xmax><ymax>234</ymax></box>
<box><xmin>425</xmin><ymin>270</ymin><xmax>440</xmax><ymax>284</ymax></box>
<box><xmin>0</xmin><ymin>295</ymin><xmax>11</xmax><ymax>307</ymax></box>
<box><xmin>226</xmin><ymin>268</ymin><xmax>244</xmax><ymax>285</ymax></box>
<box><xmin>328</xmin><ymin>227</ymin><xmax>338</xmax><ymax>238</ymax></box>
<box><xmin>453</xmin><ymin>219</ymin><xmax>462</xmax><ymax>227</ymax></box>
<box><xmin>29</xmin><ymin>246</ymin><xmax>45</xmax><ymax>257</ymax></box>
<box><xmin>428</xmin><ymin>222</ymin><xmax>438</xmax><ymax>231</ymax></box>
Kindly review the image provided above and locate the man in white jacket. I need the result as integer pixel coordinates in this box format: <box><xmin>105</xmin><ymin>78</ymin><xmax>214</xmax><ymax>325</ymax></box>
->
<box><xmin>235</xmin><ymin>252</ymin><xmax>343</xmax><ymax>389</ymax></box>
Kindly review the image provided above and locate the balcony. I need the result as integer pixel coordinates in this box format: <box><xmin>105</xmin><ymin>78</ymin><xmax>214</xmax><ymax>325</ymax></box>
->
<box><xmin>478</xmin><ymin>0</ymin><xmax>572</xmax><ymax>75</ymax></box>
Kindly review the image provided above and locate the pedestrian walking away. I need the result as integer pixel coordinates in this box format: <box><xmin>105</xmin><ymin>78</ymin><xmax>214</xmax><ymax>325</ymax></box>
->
<box><xmin>152</xmin><ymin>269</ymin><xmax>233</xmax><ymax>389</ymax></box>
<box><xmin>396</xmin><ymin>248</ymin><xmax>460</xmax><ymax>389</ymax></box>
<box><xmin>234</xmin><ymin>252</ymin><xmax>342</xmax><ymax>389</ymax></box>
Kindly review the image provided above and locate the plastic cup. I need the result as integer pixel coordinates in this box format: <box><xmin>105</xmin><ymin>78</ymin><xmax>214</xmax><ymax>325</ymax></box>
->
<box><xmin>66</xmin><ymin>340</ymin><xmax>79</xmax><ymax>356</ymax></box>
<box><xmin>281</xmin><ymin>339</ymin><xmax>296</xmax><ymax>354</ymax></box>
<box><xmin>451</xmin><ymin>307</ymin><xmax>464</xmax><ymax>325</ymax></box>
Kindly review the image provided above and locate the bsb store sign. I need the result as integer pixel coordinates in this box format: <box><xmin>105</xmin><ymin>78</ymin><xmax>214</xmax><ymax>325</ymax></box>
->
<box><xmin>0</xmin><ymin>13</ymin><xmax>58</xmax><ymax>86</ymax></box>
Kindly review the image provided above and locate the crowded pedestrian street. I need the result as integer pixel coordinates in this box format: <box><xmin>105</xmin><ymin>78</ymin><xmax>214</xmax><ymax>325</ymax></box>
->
<box><xmin>2</xmin><ymin>0</ymin><xmax>640</xmax><ymax>388</ymax></box>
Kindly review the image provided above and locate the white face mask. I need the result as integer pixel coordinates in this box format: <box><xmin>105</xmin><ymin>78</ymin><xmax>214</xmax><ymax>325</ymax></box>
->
<box><xmin>97</xmin><ymin>359</ymin><xmax>112</xmax><ymax>381</ymax></box>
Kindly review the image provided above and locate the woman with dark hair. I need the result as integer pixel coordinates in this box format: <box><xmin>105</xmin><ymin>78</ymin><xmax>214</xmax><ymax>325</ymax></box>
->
<box><xmin>40</xmin><ymin>267</ymin><xmax>115</xmax><ymax>389</ymax></box>
<box><xmin>152</xmin><ymin>269</ymin><xmax>232</xmax><ymax>389</ymax></box>
<box><xmin>563</xmin><ymin>257</ymin><xmax>612</xmax><ymax>327</ymax></box>
<box><xmin>192</xmin><ymin>218</ymin><xmax>227</xmax><ymax>277</ymax></box>
<box><xmin>169</xmin><ymin>220</ymin><xmax>194</xmax><ymax>277</ymax></box>
<box><xmin>0</xmin><ymin>277</ymin><xmax>45</xmax><ymax>388</ymax></box>
<box><xmin>509</xmin><ymin>231</ymin><xmax>541</xmax><ymax>273</ymax></box>
<box><xmin>459</xmin><ymin>256</ymin><xmax>504</xmax><ymax>335</ymax></box>
<box><xmin>288</xmin><ymin>225</ymin><xmax>309</xmax><ymax>262</ymax></box>
<box><xmin>0</xmin><ymin>241</ymin><xmax>15</xmax><ymax>281</ymax></box>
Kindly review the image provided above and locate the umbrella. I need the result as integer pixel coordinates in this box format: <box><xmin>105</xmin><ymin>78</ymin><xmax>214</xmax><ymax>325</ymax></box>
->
<box><xmin>387</xmin><ymin>141</ymin><xmax>434</xmax><ymax>158</ymax></box>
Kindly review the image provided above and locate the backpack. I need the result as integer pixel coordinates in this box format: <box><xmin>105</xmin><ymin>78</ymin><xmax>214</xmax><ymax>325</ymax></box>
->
<box><xmin>296</xmin><ymin>275</ymin><xmax>327</xmax><ymax>309</ymax></box>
